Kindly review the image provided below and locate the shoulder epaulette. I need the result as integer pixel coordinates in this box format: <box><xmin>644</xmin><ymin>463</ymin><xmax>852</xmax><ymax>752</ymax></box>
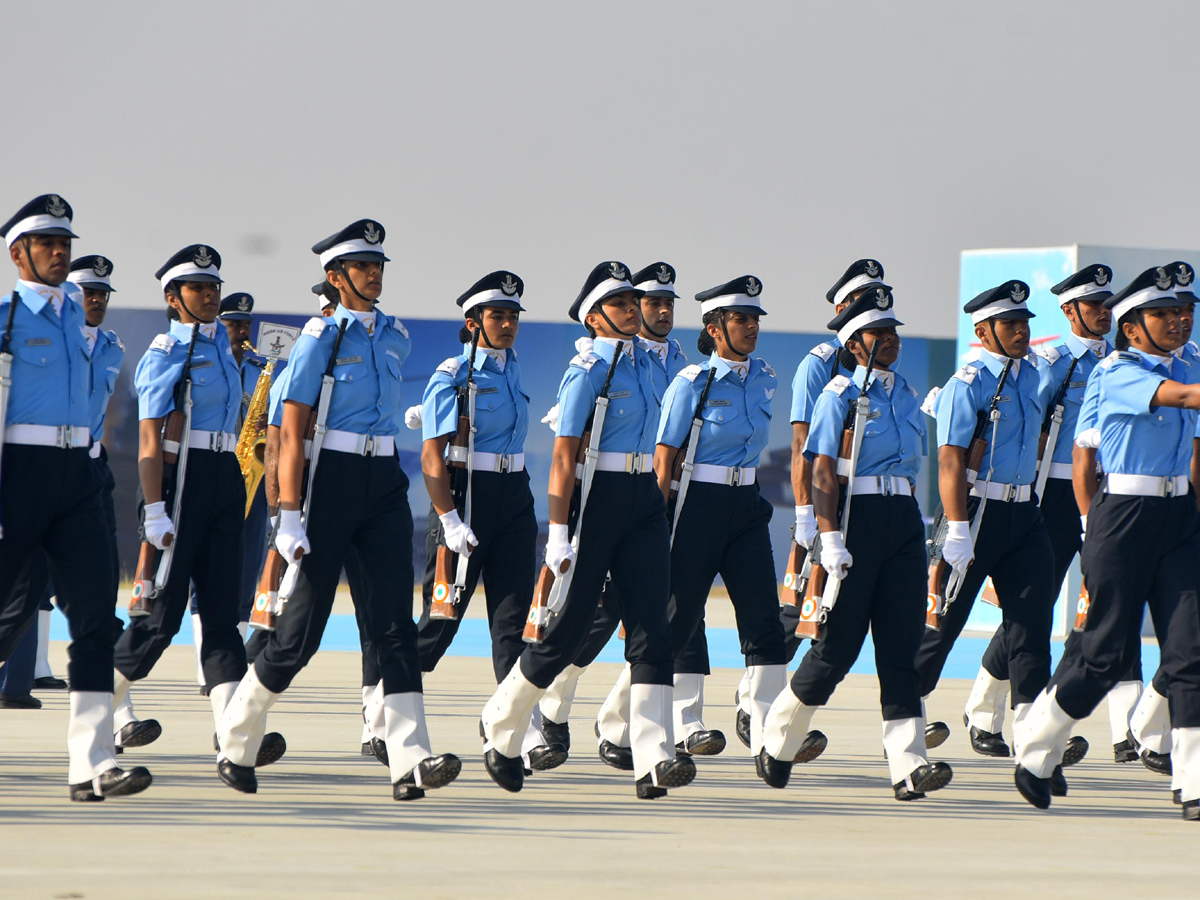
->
<box><xmin>952</xmin><ymin>363</ymin><xmax>979</xmax><ymax>384</ymax></box>
<box><xmin>436</xmin><ymin>356</ymin><xmax>464</xmax><ymax>377</ymax></box>
<box><xmin>569</xmin><ymin>349</ymin><xmax>602</xmax><ymax>370</ymax></box>
<box><xmin>824</xmin><ymin>374</ymin><xmax>853</xmax><ymax>396</ymax></box>
<box><xmin>678</xmin><ymin>364</ymin><xmax>703</xmax><ymax>383</ymax></box>
<box><xmin>1115</xmin><ymin>351</ymin><xmax>1141</xmax><ymax>363</ymax></box>
<box><xmin>670</xmin><ymin>339</ymin><xmax>686</xmax><ymax>361</ymax></box>
<box><xmin>107</xmin><ymin>330</ymin><xmax>124</xmax><ymax>353</ymax></box>
<box><xmin>757</xmin><ymin>359</ymin><xmax>777</xmax><ymax>379</ymax></box>
<box><xmin>1038</xmin><ymin>344</ymin><xmax>1062</xmax><ymax>365</ymax></box>
<box><xmin>302</xmin><ymin>317</ymin><xmax>330</xmax><ymax>339</ymax></box>
<box><xmin>389</xmin><ymin>316</ymin><xmax>409</xmax><ymax>340</ymax></box>
<box><xmin>149</xmin><ymin>333</ymin><xmax>176</xmax><ymax>353</ymax></box>
<box><xmin>809</xmin><ymin>342</ymin><xmax>836</xmax><ymax>362</ymax></box>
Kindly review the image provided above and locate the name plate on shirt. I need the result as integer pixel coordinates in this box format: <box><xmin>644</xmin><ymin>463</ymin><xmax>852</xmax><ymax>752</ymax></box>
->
<box><xmin>336</xmin><ymin>355</ymin><xmax>363</xmax><ymax>366</ymax></box>
<box><xmin>1068</xmin><ymin>381</ymin><xmax>1087</xmax><ymax>388</ymax></box>
<box><xmin>256</xmin><ymin>322</ymin><xmax>302</xmax><ymax>361</ymax></box>
<box><xmin>708</xmin><ymin>399</ymin><xmax>732</xmax><ymax>406</ymax></box>
<box><xmin>191</xmin><ymin>360</ymin><xmax>214</xmax><ymax>369</ymax></box>
<box><xmin>25</xmin><ymin>337</ymin><xmax>51</xmax><ymax>346</ymax></box>
<box><xmin>608</xmin><ymin>390</ymin><xmax>632</xmax><ymax>399</ymax></box>
<box><xmin>476</xmin><ymin>387</ymin><xmax>499</xmax><ymax>394</ymax></box>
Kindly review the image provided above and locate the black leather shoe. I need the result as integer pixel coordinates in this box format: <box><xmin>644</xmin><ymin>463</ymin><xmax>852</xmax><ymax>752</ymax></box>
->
<box><xmin>528</xmin><ymin>743</ymin><xmax>568</xmax><ymax>771</ymax></box>
<box><xmin>912</xmin><ymin>761</ymin><xmax>954</xmax><ymax>794</ymax></box>
<box><xmin>199</xmin><ymin>685</ymin><xmax>210</xmax><ymax>697</ymax></box>
<box><xmin>1183</xmin><ymin>799</ymin><xmax>1199</xmax><ymax>821</ymax></box>
<box><xmin>969</xmin><ymin>726</ymin><xmax>1011</xmax><ymax>758</ymax></box>
<box><xmin>1050</xmin><ymin>765</ymin><xmax>1067</xmax><ymax>797</ymax></box>
<box><xmin>33</xmin><ymin>676</ymin><xmax>67</xmax><ymax>691</ymax></box>
<box><xmin>925</xmin><ymin>721</ymin><xmax>950</xmax><ymax>750</ymax></box>
<box><xmin>0</xmin><ymin>694</ymin><xmax>41</xmax><ymax>709</ymax></box>
<box><xmin>683</xmin><ymin>730</ymin><xmax>726</xmax><ymax>756</ymax></box>
<box><xmin>1173</xmin><ymin>789</ymin><xmax>1182</xmax><ymax>806</ymax></box>
<box><xmin>361</xmin><ymin>741</ymin><xmax>374</xmax><ymax>757</ymax></box>
<box><xmin>1062</xmin><ymin>735</ymin><xmax>1088</xmax><ymax>767</ymax></box>
<box><xmin>116</xmin><ymin>719</ymin><xmax>161</xmax><ymax>749</ymax></box>
<box><xmin>636</xmin><ymin>756</ymin><xmax>697</xmax><ymax>799</ymax></box>
<box><xmin>893</xmin><ymin>783</ymin><xmax>925</xmax><ymax>801</ymax></box>
<box><xmin>257</xmin><ymin>732</ymin><xmax>286</xmax><ymax>768</ymax></box>
<box><xmin>484</xmin><ymin>748</ymin><xmax>524</xmax><ymax>792</ymax></box>
<box><xmin>218</xmin><ymin>758</ymin><xmax>257</xmax><ymax>793</ymax></box>
<box><xmin>735</xmin><ymin>709</ymin><xmax>751</xmax><ymax>748</ymax></box>
<box><xmin>394</xmin><ymin>753</ymin><xmax>462</xmax><ymax>799</ymax></box>
<box><xmin>794</xmin><ymin>729</ymin><xmax>828</xmax><ymax>763</ymax></box>
<box><xmin>598</xmin><ymin>739</ymin><xmax>634</xmax><ymax>771</ymax></box>
<box><xmin>757</xmin><ymin>748</ymin><xmax>793</xmax><ymax>789</ymax></box>
<box><xmin>69</xmin><ymin>765</ymin><xmax>153</xmax><ymax>801</ymax></box>
<box><xmin>1014</xmin><ymin>764</ymin><xmax>1051</xmax><ymax>810</ymax></box>
<box><xmin>1113</xmin><ymin>739</ymin><xmax>1139</xmax><ymax>763</ymax></box>
<box><xmin>541</xmin><ymin>715</ymin><xmax>571</xmax><ymax>752</ymax></box>
<box><xmin>369</xmin><ymin>736</ymin><xmax>389</xmax><ymax>767</ymax></box>
<box><xmin>1142</xmin><ymin>749</ymin><xmax>1172</xmax><ymax>775</ymax></box>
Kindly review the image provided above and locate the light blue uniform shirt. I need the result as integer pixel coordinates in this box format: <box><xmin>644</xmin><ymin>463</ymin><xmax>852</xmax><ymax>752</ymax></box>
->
<box><xmin>1085</xmin><ymin>349</ymin><xmax>1196</xmax><ymax>478</ymax></box>
<box><xmin>789</xmin><ymin>337</ymin><xmax>845</xmax><ymax>424</ymax></box>
<box><xmin>805</xmin><ymin>366</ymin><xmax>926</xmax><ymax>484</ymax></box>
<box><xmin>1036</xmin><ymin>334</ymin><xmax>1110</xmax><ymax>466</ymax></box>
<box><xmin>638</xmin><ymin>336</ymin><xmax>690</xmax><ymax>402</ymax></box>
<box><xmin>274</xmin><ymin>305</ymin><xmax>411</xmax><ymax>437</ymax></box>
<box><xmin>88</xmin><ymin>329</ymin><xmax>125</xmax><ymax>442</ymax></box>
<box><xmin>421</xmin><ymin>345</ymin><xmax>529</xmax><ymax>454</ymax></box>
<box><xmin>135</xmin><ymin>320</ymin><xmax>242</xmax><ymax>433</ymax></box>
<box><xmin>935</xmin><ymin>349</ymin><xmax>1047</xmax><ymax>486</ymax></box>
<box><xmin>0</xmin><ymin>281</ymin><xmax>92</xmax><ymax>428</ymax></box>
<box><xmin>657</xmin><ymin>353</ymin><xmax>776</xmax><ymax>467</ymax></box>
<box><xmin>556</xmin><ymin>337</ymin><xmax>659</xmax><ymax>454</ymax></box>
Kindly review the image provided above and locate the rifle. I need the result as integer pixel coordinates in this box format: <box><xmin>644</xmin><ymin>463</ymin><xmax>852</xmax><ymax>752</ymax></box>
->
<box><xmin>668</xmin><ymin>367</ymin><xmax>718</xmax><ymax>542</ymax></box>
<box><xmin>926</xmin><ymin>357</ymin><xmax>1013</xmax><ymax>630</ymax></box>
<box><xmin>0</xmin><ymin>292</ymin><xmax>19</xmax><ymax>538</ymax></box>
<box><xmin>524</xmin><ymin>341</ymin><xmax>624</xmax><ymax>644</ymax></box>
<box><xmin>1033</xmin><ymin>355</ymin><xmax>1081</xmax><ymax>505</ymax></box>
<box><xmin>130</xmin><ymin>322</ymin><xmax>200</xmax><ymax>616</ymax></box>
<box><xmin>249</xmin><ymin>511</ymin><xmax>285</xmax><ymax>631</ymax></box>
<box><xmin>430</xmin><ymin>329</ymin><xmax>481</xmax><ymax>620</ymax></box>
<box><xmin>795</xmin><ymin>341</ymin><xmax>878</xmax><ymax>639</ymax></box>
<box><xmin>276</xmin><ymin>318</ymin><xmax>350</xmax><ymax>606</ymax></box>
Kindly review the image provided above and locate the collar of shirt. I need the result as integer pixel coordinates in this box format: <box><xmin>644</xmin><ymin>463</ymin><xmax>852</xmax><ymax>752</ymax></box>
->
<box><xmin>82</xmin><ymin>325</ymin><xmax>99</xmax><ymax>356</ymax></box>
<box><xmin>708</xmin><ymin>351</ymin><xmax>750</xmax><ymax>382</ymax></box>
<box><xmin>1132</xmin><ymin>347</ymin><xmax>1173</xmax><ymax>372</ymax></box>
<box><xmin>349</xmin><ymin>308</ymin><xmax>377</xmax><ymax>337</ymax></box>
<box><xmin>637</xmin><ymin>336</ymin><xmax>669</xmax><ymax>365</ymax></box>
<box><xmin>18</xmin><ymin>279</ymin><xmax>64</xmax><ymax>317</ymax></box>
<box><xmin>978</xmin><ymin>347</ymin><xmax>1020</xmax><ymax>380</ymax></box>
<box><xmin>1066</xmin><ymin>332</ymin><xmax>1108</xmax><ymax>360</ymax></box>
<box><xmin>853</xmin><ymin>365</ymin><xmax>894</xmax><ymax>395</ymax></box>
<box><xmin>464</xmin><ymin>343</ymin><xmax>507</xmax><ymax>373</ymax></box>
<box><xmin>168</xmin><ymin>319</ymin><xmax>219</xmax><ymax>343</ymax></box>
<box><xmin>593</xmin><ymin>336</ymin><xmax>635</xmax><ymax>362</ymax></box>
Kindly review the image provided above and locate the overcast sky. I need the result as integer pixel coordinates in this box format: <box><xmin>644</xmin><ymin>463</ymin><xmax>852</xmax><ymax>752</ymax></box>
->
<box><xmin>7</xmin><ymin>0</ymin><xmax>1198</xmax><ymax>338</ymax></box>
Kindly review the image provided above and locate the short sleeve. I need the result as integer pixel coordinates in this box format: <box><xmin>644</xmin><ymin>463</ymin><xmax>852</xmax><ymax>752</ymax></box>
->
<box><xmin>421</xmin><ymin>371</ymin><xmax>461</xmax><ymax>441</ymax></box>
<box><xmin>555</xmin><ymin>366</ymin><xmax>598</xmax><ymax>439</ymax></box>
<box><xmin>135</xmin><ymin>348</ymin><xmax>178</xmax><ymax>420</ymax></box>
<box><xmin>277</xmin><ymin>332</ymin><xmax>328</xmax><ymax>408</ymax></box>
<box><xmin>804</xmin><ymin>389</ymin><xmax>849</xmax><ymax>461</ymax></box>
<box><xmin>1102</xmin><ymin>360</ymin><xmax>1166</xmax><ymax>417</ymax></box>
<box><xmin>656</xmin><ymin>375</ymin><xmax>699</xmax><ymax>448</ymax></box>
<box><xmin>935</xmin><ymin>376</ymin><xmax>980</xmax><ymax>449</ymax></box>
<box><xmin>789</xmin><ymin>354</ymin><xmax>831</xmax><ymax>424</ymax></box>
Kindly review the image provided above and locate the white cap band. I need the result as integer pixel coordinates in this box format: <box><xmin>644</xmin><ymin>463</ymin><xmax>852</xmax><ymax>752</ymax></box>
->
<box><xmin>159</xmin><ymin>262</ymin><xmax>221</xmax><ymax>289</ymax></box>
<box><xmin>700</xmin><ymin>294</ymin><xmax>763</xmax><ymax>316</ymax></box>
<box><xmin>634</xmin><ymin>278</ymin><xmax>675</xmax><ymax>296</ymax></box>
<box><xmin>1058</xmin><ymin>282</ymin><xmax>1111</xmax><ymax>304</ymax></box>
<box><xmin>318</xmin><ymin>239</ymin><xmax>385</xmax><ymax>268</ymax></box>
<box><xmin>970</xmin><ymin>300</ymin><xmax>1030</xmax><ymax>325</ymax></box>
<box><xmin>4</xmin><ymin>214</ymin><xmax>73</xmax><ymax>248</ymax></box>
<box><xmin>1111</xmin><ymin>286</ymin><xmax>1178</xmax><ymax>324</ymax></box>
<box><xmin>66</xmin><ymin>270</ymin><xmax>112</xmax><ymax>291</ymax></box>
<box><xmin>832</xmin><ymin>274</ymin><xmax>883</xmax><ymax>307</ymax></box>
<box><xmin>837</xmin><ymin>308</ymin><xmax>898</xmax><ymax>346</ymax></box>
<box><xmin>462</xmin><ymin>288</ymin><xmax>520</xmax><ymax>313</ymax></box>
<box><xmin>580</xmin><ymin>276</ymin><xmax>636</xmax><ymax>314</ymax></box>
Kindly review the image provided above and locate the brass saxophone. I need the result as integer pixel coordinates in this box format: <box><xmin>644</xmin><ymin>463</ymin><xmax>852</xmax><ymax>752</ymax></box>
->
<box><xmin>235</xmin><ymin>341</ymin><xmax>277</xmax><ymax>517</ymax></box>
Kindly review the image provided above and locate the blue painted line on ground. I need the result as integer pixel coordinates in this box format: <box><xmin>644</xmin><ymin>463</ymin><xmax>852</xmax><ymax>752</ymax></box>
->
<box><xmin>52</xmin><ymin>612</ymin><xmax>1163</xmax><ymax>680</ymax></box>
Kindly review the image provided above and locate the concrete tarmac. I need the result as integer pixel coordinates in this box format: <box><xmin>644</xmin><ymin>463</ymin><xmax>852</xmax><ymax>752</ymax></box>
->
<box><xmin>0</xmin><ymin>644</ymin><xmax>1193</xmax><ymax>899</ymax></box>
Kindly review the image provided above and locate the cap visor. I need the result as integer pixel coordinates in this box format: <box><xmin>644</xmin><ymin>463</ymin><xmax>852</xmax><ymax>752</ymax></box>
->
<box><xmin>641</xmin><ymin>289</ymin><xmax>679</xmax><ymax>299</ymax></box>
<box><xmin>336</xmin><ymin>251</ymin><xmax>390</xmax><ymax>264</ymax></box>
<box><xmin>219</xmin><ymin>312</ymin><xmax>252</xmax><ymax>320</ymax></box>
<box><xmin>474</xmin><ymin>299</ymin><xmax>526</xmax><ymax>312</ymax></box>
<box><xmin>74</xmin><ymin>281</ymin><xmax>115</xmax><ymax>292</ymax></box>
<box><xmin>1137</xmin><ymin>296</ymin><xmax>1186</xmax><ymax>310</ymax></box>
<box><xmin>28</xmin><ymin>226</ymin><xmax>78</xmax><ymax>239</ymax></box>
<box><xmin>989</xmin><ymin>309</ymin><xmax>1035</xmax><ymax>321</ymax></box>
<box><xmin>723</xmin><ymin>305</ymin><xmax>766</xmax><ymax>316</ymax></box>
<box><xmin>177</xmin><ymin>274</ymin><xmax>223</xmax><ymax>284</ymax></box>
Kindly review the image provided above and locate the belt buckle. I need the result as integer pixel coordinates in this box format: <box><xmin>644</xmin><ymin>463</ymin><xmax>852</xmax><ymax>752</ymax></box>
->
<box><xmin>1000</xmin><ymin>483</ymin><xmax>1014</xmax><ymax>502</ymax></box>
<box><xmin>1165</xmin><ymin>477</ymin><xmax>1179</xmax><ymax>498</ymax></box>
<box><xmin>55</xmin><ymin>425</ymin><xmax>68</xmax><ymax>449</ymax></box>
<box><xmin>728</xmin><ymin>467</ymin><xmax>743</xmax><ymax>487</ymax></box>
<box><xmin>497</xmin><ymin>454</ymin><xmax>511</xmax><ymax>473</ymax></box>
<box><xmin>882</xmin><ymin>476</ymin><xmax>894</xmax><ymax>496</ymax></box>
<box><xmin>209</xmin><ymin>431</ymin><xmax>221</xmax><ymax>452</ymax></box>
<box><xmin>361</xmin><ymin>435</ymin><xmax>376</xmax><ymax>456</ymax></box>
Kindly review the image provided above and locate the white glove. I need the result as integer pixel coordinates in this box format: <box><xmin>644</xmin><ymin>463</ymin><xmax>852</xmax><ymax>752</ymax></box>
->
<box><xmin>541</xmin><ymin>404</ymin><xmax>560</xmax><ymax>431</ymax></box>
<box><xmin>439</xmin><ymin>509</ymin><xmax>478</xmax><ymax>557</ymax></box>
<box><xmin>942</xmin><ymin>520</ymin><xmax>975</xmax><ymax>570</ymax></box>
<box><xmin>275</xmin><ymin>508</ymin><xmax>311</xmax><ymax>561</ymax></box>
<box><xmin>404</xmin><ymin>404</ymin><xmax>423</xmax><ymax>431</ymax></box>
<box><xmin>818</xmin><ymin>530</ymin><xmax>852</xmax><ymax>578</ymax></box>
<box><xmin>545</xmin><ymin>523</ymin><xmax>576</xmax><ymax>573</ymax></box>
<box><xmin>920</xmin><ymin>386</ymin><xmax>941</xmax><ymax>418</ymax></box>
<box><xmin>793</xmin><ymin>505</ymin><xmax>818</xmax><ymax>549</ymax></box>
<box><xmin>1080</xmin><ymin>514</ymin><xmax>1087</xmax><ymax>542</ymax></box>
<box><xmin>143</xmin><ymin>501</ymin><xmax>175</xmax><ymax>550</ymax></box>
<box><xmin>1075</xmin><ymin>428</ymin><xmax>1101</xmax><ymax>450</ymax></box>
<box><xmin>574</xmin><ymin>336</ymin><xmax>595</xmax><ymax>355</ymax></box>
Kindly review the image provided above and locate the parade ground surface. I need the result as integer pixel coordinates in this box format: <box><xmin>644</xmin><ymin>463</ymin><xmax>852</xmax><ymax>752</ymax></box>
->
<box><xmin>2</xmin><ymin>640</ymin><xmax>1194</xmax><ymax>900</ymax></box>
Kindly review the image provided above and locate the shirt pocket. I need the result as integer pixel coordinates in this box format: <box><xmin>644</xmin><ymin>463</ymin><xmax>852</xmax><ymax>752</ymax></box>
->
<box><xmin>16</xmin><ymin>338</ymin><xmax>61</xmax><ymax>367</ymax></box>
<box><xmin>377</xmin><ymin>354</ymin><xmax>402</xmax><ymax>418</ymax></box>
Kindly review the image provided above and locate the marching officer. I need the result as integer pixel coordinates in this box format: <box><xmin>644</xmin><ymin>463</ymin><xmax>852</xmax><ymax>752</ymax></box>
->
<box><xmin>1015</xmin><ymin>266</ymin><xmax>1200</xmax><ymax>819</ymax></box>
<box><xmin>112</xmin><ymin>246</ymin><xmax>281</xmax><ymax>763</ymax></box>
<box><xmin>479</xmin><ymin>260</ymin><xmax>695</xmax><ymax>799</ymax></box>
<box><xmin>917</xmin><ymin>280</ymin><xmax>1057</xmax><ymax>764</ymax></box>
<box><xmin>0</xmin><ymin>194</ymin><xmax>150</xmax><ymax>800</ymax></box>
<box><xmin>653</xmin><ymin>275</ymin><xmax>787</xmax><ymax>767</ymax></box>
<box><xmin>963</xmin><ymin>265</ymin><xmax>1127</xmax><ymax>761</ymax></box>
<box><xmin>216</xmin><ymin>219</ymin><xmax>461</xmax><ymax>801</ymax></box>
<box><xmin>758</xmin><ymin>286</ymin><xmax>954</xmax><ymax>799</ymax></box>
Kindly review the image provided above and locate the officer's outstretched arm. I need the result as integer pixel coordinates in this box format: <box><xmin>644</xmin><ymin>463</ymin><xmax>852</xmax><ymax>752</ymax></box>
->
<box><xmin>278</xmin><ymin>400</ymin><xmax>310</xmax><ymax>510</ymax></box>
<box><xmin>938</xmin><ymin>444</ymin><xmax>969</xmax><ymax>522</ymax></box>
<box><xmin>138</xmin><ymin>417</ymin><xmax>166</xmax><ymax>505</ymax></box>
<box><xmin>1072</xmin><ymin>444</ymin><xmax>1099</xmax><ymax>516</ymax></box>
<box><xmin>548</xmin><ymin>436</ymin><xmax>580</xmax><ymax>526</ymax></box>
<box><xmin>422</xmin><ymin>434</ymin><xmax>455</xmax><ymax>515</ymax></box>
<box><xmin>1150</xmin><ymin>380</ymin><xmax>1200</xmax><ymax>410</ymax></box>
<box><xmin>653</xmin><ymin>444</ymin><xmax>678</xmax><ymax>502</ymax></box>
<box><xmin>791</xmin><ymin>422</ymin><xmax>812</xmax><ymax>506</ymax></box>
<box><xmin>810</xmin><ymin>453</ymin><xmax>840</xmax><ymax>534</ymax></box>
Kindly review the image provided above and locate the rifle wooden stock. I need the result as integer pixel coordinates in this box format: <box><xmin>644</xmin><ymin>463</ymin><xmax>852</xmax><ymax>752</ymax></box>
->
<box><xmin>129</xmin><ymin>541</ymin><xmax>158</xmax><ymax>617</ymax></box>
<box><xmin>980</xmin><ymin>576</ymin><xmax>999</xmax><ymax>608</ymax></box>
<box><xmin>964</xmin><ymin>435</ymin><xmax>987</xmax><ymax>486</ymax></box>
<box><xmin>524</xmin><ymin>562</ymin><xmax>567</xmax><ymax>644</ymax></box>
<box><xmin>1073</xmin><ymin>581</ymin><xmax>1090</xmax><ymax>632</ymax></box>
<box><xmin>249</xmin><ymin>548</ymin><xmax>286</xmax><ymax>631</ymax></box>
<box><xmin>429</xmin><ymin>545</ymin><xmax>460</xmax><ymax>621</ymax></box>
<box><xmin>447</xmin><ymin>413</ymin><xmax>469</xmax><ymax>470</ymax></box>
<box><xmin>573</xmin><ymin>429</ymin><xmax>590</xmax><ymax>486</ymax></box>
<box><xmin>1037</xmin><ymin>430</ymin><xmax>1049</xmax><ymax>460</ymax></box>
<box><xmin>926</xmin><ymin>558</ymin><xmax>949</xmax><ymax>630</ymax></box>
<box><xmin>780</xmin><ymin>542</ymin><xmax>805</xmax><ymax>607</ymax></box>
<box><xmin>794</xmin><ymin>561</ymin><xmax>826</xmax><ymax>640</ymax></box>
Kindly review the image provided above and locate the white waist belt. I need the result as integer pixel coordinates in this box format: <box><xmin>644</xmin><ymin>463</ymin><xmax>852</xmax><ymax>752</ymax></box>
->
<box><xmin>1046</xmin><ymin>461</ymin><xmax>1073</xmax><ymax>480</ymax></box>
<box><xmin>971</xmin><ymin>481</ymin><xmax>1033</xmax><ymax>502</ymax></box>
<box><xmin>89</xmin><ymin>442</ymin><xmax>102</xmax><ymax>459</ymax></box>
<box><xmin>690</xmin><ymin>463</ymin><xmax>756</xmax><ymax>486</ymax></box>
<box><xmin>849</xmin><ymin>475</ymin><xmax>913</xmax><ymax>496</ymax></box>
<box><xmin>6</xmin><ymin>424</ymin><xmax>91</xmax><ymax>449</ymax></box>
<box><xmin>323</xmin><ymin>430</ymin><xmax>395</xmax><ymax>457</ymax></box>
<box><xmin>577</xmin><ymin>451</ymin><xmax>653</xmax><ymax>477</ymax></box>
<box><xmin>169</xmin><ymin>429</ymin><xmax>237</xmax><ymax>453</ymax></box>
<box><xmin>446</xmin><ymin>446</ymin><xmax>525</xmax><ymax>472</ymax></box>
<box><xmin>1103</xmin><ymin>474</ymin><xmax>1189</xmax><ymax>497</ymax></box>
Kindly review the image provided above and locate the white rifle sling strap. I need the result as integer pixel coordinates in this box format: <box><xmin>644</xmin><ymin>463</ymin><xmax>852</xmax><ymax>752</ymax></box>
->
<box><xmin>1033</xmin><ymin>356</ymin><xmax>1077</xmax><ymax>506</ymax></box>
<box><xmin>670</xmin><ymin>367</ymin><xmax>717</xmax><ymax>544</ymax></box>
<box><xmin>452</xmin><ymin>378</ymin><xmax>477</xmax><ymax>602</ymax></box>
<box><xmin>818</xmin><ymin>377</ymin><xmax>872</xmax><ymax>621</ymax></box>
<box><xmin>154</xmin><ymin>379</ymin><xmax>193</xmax><ymax>591</ymax></box>
<box><xmin>0</xmin><ymin>293</ymin><xmax>17</xmax><ymax>538</ymax></box>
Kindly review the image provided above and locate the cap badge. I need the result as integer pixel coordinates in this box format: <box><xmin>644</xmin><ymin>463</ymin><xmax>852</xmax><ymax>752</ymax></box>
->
<box><xmin>363</xmin><ymin>222</ymin><xmax>382</xmax><ymax>245</ymax></box>
<box><xmin>1177</xmin><ymin>264</ymin><xmax>1194</xmax><ymax>287</ymax></box>
<box><xmin>500</xmin><ymin>274</ymin><xmax>519</xmax><ymax>296</ymax></box>
<box><xmin>1094</xmin><ymin>268</ymin><xmax>1109</xmax><ymax>287</ymax></box>
<box><xmin>45</xmin><ymin>195</ymin><xmax>67</xmax><ymax>218</ymax></box>
<box><xmin>194</xmin><ymin>245</ymin><xmax>213</xmax><ymax>268</ymax></box>
<box><xmin>656</xmin><ymin>264</ymin><xmax>672</xmax><ymax>284</ymax></box>
<box><xmin>874</xmin><ymin>288</ymin><xmax>889</xmax><ymax>309</ymax></box>
<box><xmin>1155</xmin><ymin>267</ymin><xmax>1173</xmax><ymax>290</ymax></box>
<box><xmin>864</xmin><ymin>260</ymin><xmax>880</xmax><ymax>278</ymax></box>
<box><xmin>1010</xmin><ymin>284</ymin><xmax>1027</xmax><ymax>304</ymax></box>
<box><xmin>609</xmin><ymin>262</ymin><xmax>627</xmax><ymax>281</ymax></box>
<box><xmin>237</xmin><ymin>295</ymin><xmax>251</xmax><ymax>311</ymax></box>
<box><xmin>91</xmin><ymin>258</ymin><xmax>110</xmax><ymax>277</ymax></box>
<box><xmin>746</xmin><ymin>276</ymin><xmax>761</xmax><ymax>297</ymax></box>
